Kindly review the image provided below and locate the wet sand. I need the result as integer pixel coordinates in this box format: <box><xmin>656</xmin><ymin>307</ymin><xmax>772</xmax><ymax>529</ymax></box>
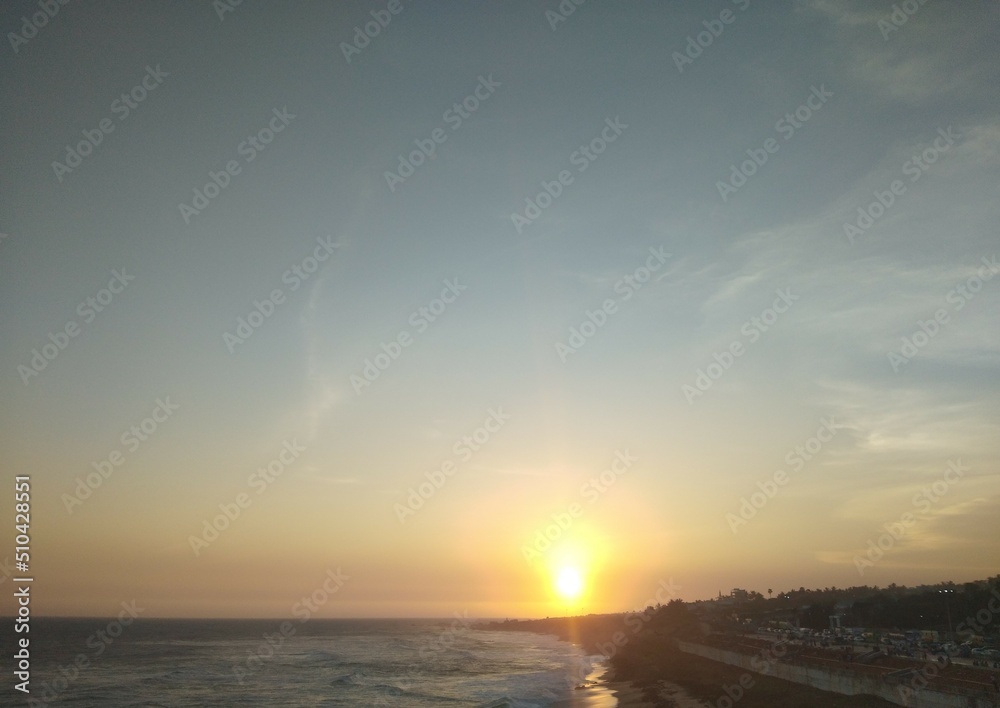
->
<box><xmin>553</xmin><ymin>669</ymin><xmax>708</xmax><ymax>707</ymax></box>
<box><xmin>608</xmin><ymin>677</ymin><xmax>709</xmax><ymax>707</ymax></box>
<box><xmin>551</xmin><ymin>667</ymin><xmax>621</xmax><ymax>707</ymax></box>
<box><xmin>606</xmin><ymin>680</ymin><xmax>652</xmax><ymax>707</ymax></box>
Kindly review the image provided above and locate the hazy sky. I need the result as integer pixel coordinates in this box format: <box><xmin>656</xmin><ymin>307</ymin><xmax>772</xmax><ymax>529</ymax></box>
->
<box><xmin>1</xmin><ymin>0</ymin><xmax>998</xmax><ymax>619</ymax></box>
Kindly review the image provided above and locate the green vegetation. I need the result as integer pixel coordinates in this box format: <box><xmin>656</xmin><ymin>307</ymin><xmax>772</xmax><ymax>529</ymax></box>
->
<box><xmin>708</xmin><ymin>576</ymin><xmax>1000</xmax><ymax>636</ymax></box>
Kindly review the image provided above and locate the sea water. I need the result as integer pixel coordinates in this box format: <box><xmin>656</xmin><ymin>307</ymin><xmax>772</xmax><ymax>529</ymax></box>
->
<box><xmin>10</xmin><ymin>618</ymin><xmax>615</xmax><ymax>706</ymax></box>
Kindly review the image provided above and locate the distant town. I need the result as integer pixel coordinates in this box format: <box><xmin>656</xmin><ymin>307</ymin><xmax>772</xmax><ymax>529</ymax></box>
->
<box><xmin>695</xmin><ymin>576</ymin><xmax>999</xmax><ymax>652</ymax></box>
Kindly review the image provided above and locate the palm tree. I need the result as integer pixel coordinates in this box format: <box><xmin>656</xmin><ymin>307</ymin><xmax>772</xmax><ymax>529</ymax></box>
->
<box><xmin>768</xmin><ymin>588</ymin><xmax>773</xmax><ymax>599</ymax></box>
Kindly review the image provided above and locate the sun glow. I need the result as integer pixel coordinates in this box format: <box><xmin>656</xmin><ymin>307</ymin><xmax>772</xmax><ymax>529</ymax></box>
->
<box><xmin>555</xmin><ymin>566</ymin><xmax>584</xmax><ymax>600</ymax></box>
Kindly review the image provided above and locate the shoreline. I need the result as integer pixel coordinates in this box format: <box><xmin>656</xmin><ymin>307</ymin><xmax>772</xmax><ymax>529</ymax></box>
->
<box><xmin>482</xmin><ymin>617</ymin><xmax>899</xmax><ymax>707</ymax></box>
<box><xmin>480</xmin><ymin>616</ymin><xmax>702</xmax><ymax>706</ymax></box>
<box><xmin>480</xmin><ymin>616</ymin><xmax>897</xmax><ymax>706</ymax></box>
<box><xmin>552</xmin><ymin>665</ymin><xmax>706</xmax><ymax>707</ymax></box>
<box><xmin>606</xmin><ymin>679</ymin><xmax>654</xmax><ymax>707</ymax></box>
<box><xmin>605</xmin><ymin>673</ymin><xmax>708</xmax><ymax>708</ymax></box>
<box><xmin>551</xmin><ymin>666</ymin><xmax>622</xmax><ymax>707</ymax></box>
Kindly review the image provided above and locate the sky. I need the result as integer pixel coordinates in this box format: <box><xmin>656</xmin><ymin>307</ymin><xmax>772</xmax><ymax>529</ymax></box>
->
<box><xmin>1</xmin><ymin>0</ymin><xmax>998</xmax><ymax>619</ymax></box>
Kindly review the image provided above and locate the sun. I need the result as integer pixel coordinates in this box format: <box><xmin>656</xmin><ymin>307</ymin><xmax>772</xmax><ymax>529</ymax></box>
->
<box><xmin>555</xmin><ymin>566</ymin><xmax>584</xmax><ymax>601</ymax></box>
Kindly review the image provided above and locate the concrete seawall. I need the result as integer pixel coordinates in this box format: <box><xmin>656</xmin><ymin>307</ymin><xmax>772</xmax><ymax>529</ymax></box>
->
<box><xmin>675</xmin><ymin>640</ymin><xmax>999</xmax><ymax>708</ymax></box>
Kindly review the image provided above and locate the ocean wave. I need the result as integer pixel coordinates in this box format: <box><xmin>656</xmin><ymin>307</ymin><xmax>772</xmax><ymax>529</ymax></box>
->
<box><xmin>476</xmin><ymin>698</ymin><xmax>550</xmax><ymax>708</ymax></box>
<box><xmin>299</xmin><ymin>648</ymin><xmax>344</xmax><ymax>663</ymax></box>
<box><xmin>26</xmin><ymin>618</ymin><xmax>598</xmax><ymax>706</ymax></box>
<box><xmin>329</xmin><ymin>671</ymin><xmax>363</xmax><ymax>685</ymax></box>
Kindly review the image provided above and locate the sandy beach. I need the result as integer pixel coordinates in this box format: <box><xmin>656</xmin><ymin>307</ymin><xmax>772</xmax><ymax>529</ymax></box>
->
<box><xmin>551</xmin><ymin>669</ymin><xmax>708</xmax><ymax>707</ymax></box>
<box><xmin>607</xmin><ymin>676</ymin><xmax>709</xmax><ymax>707</ymax></box>
<box><xmin>605</xmin><ymin>679</ymin><xmax>652</xmax><ymax>707</ymax></box>
<box><xmin>551</xmin><ymin>667</ymin><xmax>621</xmax><ymax>707</ymax></box>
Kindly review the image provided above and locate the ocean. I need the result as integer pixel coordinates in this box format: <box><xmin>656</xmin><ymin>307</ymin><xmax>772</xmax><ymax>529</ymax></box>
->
<box><xmin>9</xmin><ymin>618</ymin><xmax>616</xmax><ymax>707</ymax></box>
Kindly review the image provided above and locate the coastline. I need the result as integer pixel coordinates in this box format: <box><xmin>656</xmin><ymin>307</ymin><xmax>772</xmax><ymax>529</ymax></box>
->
<box><xmin>605</xmin><ymin>673</ymin><xmax>707</xmax><ymax>707</ymax></box>
<box><xmin>608</xmin><ymin>633</ymin><xmax>899</xmax><ymax>707</ymax></box>
<box><xmin>606</xmin><ymin>678</ymin><xmax>654</xmax><ymax>707</ymax></box>
<box><xmin>552</xmin><ymin>665</ymin><xmax>706</xmax><ymax>707</ymax></box>
<box><xmin>480</xmin><ymin>616</ymin><xmax>897</xmax><ymax>707</ymax></box>
<box><xmin>551</xmin><ymin>666</ymin><xmax>622</xmax><ymax>707</ymax></box>
<box><xmin>480</xmin><ymin>616</ymin><xmax>705</xmax><ymax>707</ymax></box>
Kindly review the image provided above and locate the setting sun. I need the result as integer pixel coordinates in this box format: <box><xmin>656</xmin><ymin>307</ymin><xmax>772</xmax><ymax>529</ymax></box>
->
<box><xmin>555</xmin><ymin>567</ymin><xmax>584</xmax><ymax>601</ymax></box>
